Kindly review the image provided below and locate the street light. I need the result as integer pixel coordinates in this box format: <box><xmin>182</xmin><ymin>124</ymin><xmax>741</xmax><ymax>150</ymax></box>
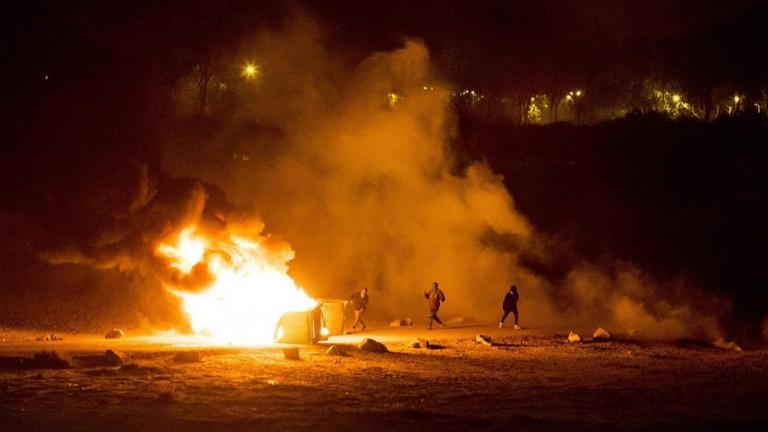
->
<box><xmin>242</xmin><ymin>62</ymin><xmax>259</xmax><ymax>80</ymax></box>
<box><xmin>567</xmin><ymin>90</ymin><xmax>584</xmax><ymax>123</ymax></box>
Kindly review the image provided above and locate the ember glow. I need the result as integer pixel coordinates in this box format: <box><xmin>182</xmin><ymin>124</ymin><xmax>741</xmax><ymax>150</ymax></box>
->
<box><xmin>157</xmin><ymin>226</ymin><xmax>316</xmax><ymax>344</ymax></box>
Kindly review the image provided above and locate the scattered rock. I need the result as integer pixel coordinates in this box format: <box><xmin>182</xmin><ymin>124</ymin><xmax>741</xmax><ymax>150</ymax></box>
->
<box><xmin>283</xmin><ymin>347</ymin><xmax>300</xmax><ymax>360</ymax></box>
<box><xmin>713</xmin><ymin>338</ymin><xmax>742</xmax><ymax>352</ymax></box>
<box><xmin>35</xmin><ymin>334</ymin><xmax>63</xmax><ymax>341</ymax></box>
<box><xmin>104</xmin><ymin>349</ymin><xmax>127</xmax><ymax>366</ymax></box>
<box><xmin>358</xmin><ymin>338</ymin><xmax>388</xmax><ymax>353</ymax></box>
<box><xmin>475</xmin><ymin>334</ymin><xmax>493</xmax><ymax>346</ymax></box>
<box><xmin>567</xmin><ymin>332</ymin><xmax>582</xmax><ymax>343</ymax></box>
<box><xmin>446</xmin><ymin>317</ymin><xmax>465</xmax><ymax>325</ymax></box>
<box><xmin>593</xmin><ymin>327</ymin><xmax>611</xmax><ymax>341</ymax></box>
<box><xmin>325</xmin><ymin>345</ymin><xmax>348</xmax><ymax>356</ymax></box>
<box><xmin>173</xmin><ymin>351</ymin><xmax>202</xmax><ymax>363</ymax></box>
<box><xmin>389</xmin><ymin>318</ymin><xmax>414</xmax><ymax>327</ymax></box>
<box><xmin>410</xmin><ymin>338</ymin><xmax>431</xmax><ymax>349</ymax></box>
<box><xmin>105</xmin><ymin>329</ymin><xmax>124</xmax><ymax>339</ymax></box>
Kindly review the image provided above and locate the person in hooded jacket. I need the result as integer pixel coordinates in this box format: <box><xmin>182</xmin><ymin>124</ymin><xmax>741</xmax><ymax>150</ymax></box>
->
<box><xmin>347</xmin><ymin>287</ymin><xmax>369</xmax><ymax>331</ymax></box>
<box><xmin>424</xmin><ymin>282</ymin><xmax>446</xmax><ymax>329</ymax></box>
<box><xmin>499</xmin><ymin>285</ymin><xmax>520</xmax><ymax>329</ymax></box>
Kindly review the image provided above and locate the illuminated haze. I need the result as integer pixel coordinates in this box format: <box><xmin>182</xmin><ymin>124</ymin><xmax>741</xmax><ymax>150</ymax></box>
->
<box><xmin>163</xmin><ymin>16</ymin><xmax>724</xmax><ymax>340</ymax></box>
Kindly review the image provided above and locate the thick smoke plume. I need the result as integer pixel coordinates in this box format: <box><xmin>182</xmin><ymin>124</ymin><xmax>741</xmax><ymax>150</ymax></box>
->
<box><xmin>0</xmin><ymin>13</ymin><xmax>726</xmax><ymax>340</ymax></box>
<box><xmin>162</xmin><ymin>16</ymin><xmax>725</xmax><ymax>339</ymax></box>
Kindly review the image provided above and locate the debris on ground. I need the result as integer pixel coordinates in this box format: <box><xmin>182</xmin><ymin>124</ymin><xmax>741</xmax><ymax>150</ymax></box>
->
<box><xmin>325</xmin><ymin>345</ymin><xmax>348</xmax><ymax>356</ymax></box>
<box><xmin>593</xmin><ymin>327</ymin><xmax>611</xmax><ymax>341</ymax></box>
<box><xmin>173</xmin><ymin>351</ymin><xmax>202</xmax><ymax>363</ymax></box>
<box><xmin>475</xmin><ymin>334</ymin><xmax>493</xmax><ymax>346</ymax></box>
<box><xmin>283</xmin><ymin>347</ymin><xmax>300</xmax><ymax>360</ymax></box>
<box><xmin>35</xmin><ymin>334</ymin><xmax>63</xmax><ymax>341</ymax></box>
<box><xmin>104</xmin><ymin>349</ymin><xmax>128</xmax><ymax>366</ymax></box>
<box><xmin>358</xmin><ymin>338</ymin><xmax>388</xmax><ymax>353</ymax></box>
<box><xmin>713</xmin><ymin>338</ymin><xmax>743</xmax><ymax>352</ymax></box>
<box><xmin>568</xmin><ymin>332</ymin><xmax>582</xmax><ymax>343</ymax></box>
<box><xmin>390</xmin><ymin>318</ymin><xmax>414</xmax><ymax>327</ymax></box>
<box><xmin>411</xmin><ymin>338</ymin><xmax>431</xmax><ymax>349</ymax></box>
<box><xmin>104</xmin><ymin>329</ymin><xmax>124</xmax><ymax>339</ymax></box>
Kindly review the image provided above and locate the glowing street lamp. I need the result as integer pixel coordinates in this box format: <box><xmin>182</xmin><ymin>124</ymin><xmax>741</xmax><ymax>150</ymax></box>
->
<box><xmin>242</xmin><ymin>62</ymin><xmax>259</xmax><ymax>80</ymax></box>
<box><xmin>567</xmin><ymin>90</ymin><xmax>584</xmax><ymax>123</ymax></box>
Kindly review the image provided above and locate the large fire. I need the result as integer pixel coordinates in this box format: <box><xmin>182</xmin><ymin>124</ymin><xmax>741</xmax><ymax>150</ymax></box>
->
<box><xmin>157</xmin><ymin>227</ymin><xmax>317</xmax><ymax>344</ymax></box>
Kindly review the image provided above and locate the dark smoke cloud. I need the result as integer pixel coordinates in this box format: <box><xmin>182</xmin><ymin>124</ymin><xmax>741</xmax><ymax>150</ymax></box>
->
<box><xmin>0</xmin><ymin>11</ymin><xmax>729</xmax><ymax>341</ymax></box>
<box><xmin>162</xmin><ymin>14</ymin><xmax>727</xmax><ymax>340</ymax></box>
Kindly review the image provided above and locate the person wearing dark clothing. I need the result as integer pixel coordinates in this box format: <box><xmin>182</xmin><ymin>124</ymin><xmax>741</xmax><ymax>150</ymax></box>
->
<box><xmin>347</xmin><ymin>287</ymin><xmax>369</xmax><ymax>330</ymax></box>
<box><xmin>424</xmin><ymin>282</ymin><xmax>446</xmax><ymax>330</ymax></box>
<box><xmin>499</xmin><ymin>285</ymin><xmax>519</xmax><ymax>329</ymax></box>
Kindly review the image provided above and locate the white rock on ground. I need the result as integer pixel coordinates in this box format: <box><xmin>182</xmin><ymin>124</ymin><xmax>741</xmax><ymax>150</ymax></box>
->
<box><xmin>475</xmin><ymin>334</ymin><xmax>493</xmax><ymax>346</ymax></box>
<box><xmin>567</xmin><ymin>332</ymin><xmax>582</xmax><ymax>343</ymax></box>
<box><xmin>593</xmin><ymin>327</ymin><xmax>611</xmax><ymax>340</ymax></box>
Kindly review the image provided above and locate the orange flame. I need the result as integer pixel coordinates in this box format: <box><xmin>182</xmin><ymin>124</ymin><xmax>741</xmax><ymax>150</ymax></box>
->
<box><xmin>157</xmin><ymin>226</ymin><xmax>316</xmax><ymax>344</ymax></box>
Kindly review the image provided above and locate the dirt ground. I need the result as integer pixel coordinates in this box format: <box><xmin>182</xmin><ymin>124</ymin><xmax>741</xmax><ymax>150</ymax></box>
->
<box><xmin>1</xmin><ymin>325</ymin><xmax>767</xmax><ymax>431</ymax></box>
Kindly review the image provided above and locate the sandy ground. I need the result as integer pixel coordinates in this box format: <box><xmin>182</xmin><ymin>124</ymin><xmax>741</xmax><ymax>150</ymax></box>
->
<box><xmin>1</xmin><ymin>325</ymin><xmax>767</xmax><ymax>431</ymax></box>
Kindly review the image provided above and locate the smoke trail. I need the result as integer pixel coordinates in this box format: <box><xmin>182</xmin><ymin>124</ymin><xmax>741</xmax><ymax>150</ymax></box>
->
<box><xmin>163</xmin><ymin>15</ymin><xmax>726</xmax><ymax>339</ymax></box>
<box><xmin>0</xmin><ymin>11</ymin><xmax>727</xmax><ymax>340</ymax></box>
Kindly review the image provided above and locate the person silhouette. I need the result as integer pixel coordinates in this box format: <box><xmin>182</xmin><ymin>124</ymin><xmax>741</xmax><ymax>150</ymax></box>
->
<box><xmin>499</xmin><ymin>285</ymin><xmax>520</xmax><ymax>329</ymax></box>
<box><xmin>424</xmin><ymin>282</ymin><xmax>446</xmax><ymax>330</ymax></box>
